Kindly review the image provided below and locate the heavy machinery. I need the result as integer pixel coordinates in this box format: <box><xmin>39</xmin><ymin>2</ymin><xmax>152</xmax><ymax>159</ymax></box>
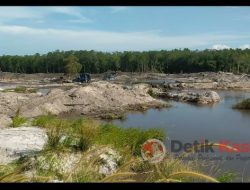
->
<box><xmin>73</xmin><ymin>73</ymin><xmax>91</xmax><ymax>83</ymax></box>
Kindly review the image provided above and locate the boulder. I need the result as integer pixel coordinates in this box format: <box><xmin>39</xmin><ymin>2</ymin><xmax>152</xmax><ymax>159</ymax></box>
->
<box><xmin>98</xmin><ymin>148</ymin><xmax>121</xmax><ymax>175</ymax></box>
<box><xmin>0</xmin><ymin>127</ymin><xmax>47</xmax><ymax>164</ymax></box>
<box><xmin>160</xmin><ymin>90</ymin><xmax>220</xmax><ymax>104</ymax></box>
<box><xmin>197</xmin><ymin>91</ymin><xmax>220</xmax><ymax>104</ymax></box>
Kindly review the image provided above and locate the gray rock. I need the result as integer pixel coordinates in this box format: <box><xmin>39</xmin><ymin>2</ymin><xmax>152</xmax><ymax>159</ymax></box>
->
<box><xmin>161</xmin><ymin>90</ymin><xmax>220</xmax><ymax>104</ymax></box>
<box><xmin>98</xmin><ymin>148</ymin><xmax>121</xmax><ymax>176</ymax></box>
<box><xmin>0</xmin><ymin>127</ymin><xmax>47</xmax><ymax>164</ymax></box>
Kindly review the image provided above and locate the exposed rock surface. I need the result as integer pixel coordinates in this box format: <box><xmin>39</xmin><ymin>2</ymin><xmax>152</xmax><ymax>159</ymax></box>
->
<box><xmin>161</xmin><ymin>72</ymin><xmax>250</xmax><ymax>90</ymax></box>
<box><xmin>0</xmin><ymin>127</ymin><xmax>47</xmax><ymax>164</ymax></box>
<box><xmin>0</xmin><ymin>81</ymin><xmax>167</xmax><ymax>118</ymax></box>
<box><xmin>158</xmin><ymin>90</ymin><xmax>220</xmax><ymax>104</ymax></box>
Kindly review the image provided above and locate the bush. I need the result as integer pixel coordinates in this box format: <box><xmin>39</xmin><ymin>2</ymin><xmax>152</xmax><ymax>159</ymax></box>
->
<box><xmin>233</xmin><ymin>98</ymin><xmax>250</xmax><ymax>109</ymax></box>
<box><xmin>147</xmin><ymin>88</ymin><xmax>156</xmax><ymax>97</ymax></box>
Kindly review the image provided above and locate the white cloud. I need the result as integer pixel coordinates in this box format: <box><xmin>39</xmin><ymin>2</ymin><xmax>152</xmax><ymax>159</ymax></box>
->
<box><xmin>239</xmin><ymin>44</ymin><xmax>250</xmax><ymax>49</ymax></box>
<box><xmin>211</xmin><ymin>44</ymin><xmax>231</xmax><ymax>50</ymax></box>
<box><xmin>47</xmin><ymin>7</ymin><xmax>93</xmax><ymax>23</ymax></box>
<box><xmin>0</xmin><ymin>7</ymin><xmax>43</xmax><ymax>23</ymax></box>
<box><xmin>0</xmin><ymin>7</ymin><xmax>93</xmax><ymax>24</ymax></box>
<box><xmin>110</xmin><ymin>6</ymin><xmax>127</xmax><ymax>13</ymax></box>
<box><xmin>0</xmin><ymin>24</ymin><xmax>249</xmax><ymax>55</ymax></box>
<box><xmin>212</xmin><ymin>44</ymin><xmax>250</xmax><ymax>50</ymax></box>
<box><xmin>67</xmin><ymin>18</ymin><xmax>93</xmax><ymax>24</ymax></box>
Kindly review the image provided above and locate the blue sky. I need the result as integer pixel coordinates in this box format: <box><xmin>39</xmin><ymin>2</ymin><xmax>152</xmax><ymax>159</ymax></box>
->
<box><xmin>0</xmin><ymin>6</ymin><xmax>250</xmax><ymax>55</ymax></box>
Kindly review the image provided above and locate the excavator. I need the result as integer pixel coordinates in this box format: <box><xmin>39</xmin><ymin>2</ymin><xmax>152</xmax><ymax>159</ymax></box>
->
<box><xmin>73</xmin><ymin>73</ymin><xmax>91</xmax><ymax>83</ymax></box>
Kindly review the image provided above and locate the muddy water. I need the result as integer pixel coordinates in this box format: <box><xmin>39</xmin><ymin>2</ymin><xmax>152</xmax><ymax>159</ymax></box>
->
<box><xmin>111</xmin><ymin>90</ymin><xmax>250</xmax><ymax>180</ymax></box>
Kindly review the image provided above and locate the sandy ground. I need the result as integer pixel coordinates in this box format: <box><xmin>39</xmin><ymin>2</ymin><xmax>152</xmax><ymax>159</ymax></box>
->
<box><xmin>0</xmin><ymin>80</ymin><xmax>167</xmax><ymax>126</ymax></box>
<box><xmin>1</xmin><ymin>71</ymin><xmax>250</xmax><ymax>128</ymax></box>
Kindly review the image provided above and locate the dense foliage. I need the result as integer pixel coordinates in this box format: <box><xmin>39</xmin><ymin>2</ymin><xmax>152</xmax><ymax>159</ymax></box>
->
<box><xmin>0</xmin><ymin>48</ymin><xmax>250</xmax><ymax>74</ymax></box>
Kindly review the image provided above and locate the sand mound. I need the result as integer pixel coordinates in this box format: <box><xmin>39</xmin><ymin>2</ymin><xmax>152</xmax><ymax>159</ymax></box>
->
<box><xmin>0</xmin><ymin>81</ymin><xmax>165</xmax><ymax>118</ymax></box>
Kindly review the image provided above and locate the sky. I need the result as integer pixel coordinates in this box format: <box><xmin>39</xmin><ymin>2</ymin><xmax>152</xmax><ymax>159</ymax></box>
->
<box><xmin>0</xmin><ymin>6</ymin><xmax>250</xmax><ymax>55</ymax></box>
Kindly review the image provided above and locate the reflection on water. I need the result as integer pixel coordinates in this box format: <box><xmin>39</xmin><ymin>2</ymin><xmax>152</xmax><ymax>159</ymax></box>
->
<box><xmin>111</xmin><ymin>90</ymin><xmax>250</xmax><ymax>180</ymax></box>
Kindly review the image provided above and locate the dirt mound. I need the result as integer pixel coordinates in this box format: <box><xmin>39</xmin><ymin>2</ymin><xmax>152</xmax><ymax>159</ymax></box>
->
<box><xmin>0</xmin><ymin>81</ymin><xmax>166</xmax><ymax>118</ymax></box>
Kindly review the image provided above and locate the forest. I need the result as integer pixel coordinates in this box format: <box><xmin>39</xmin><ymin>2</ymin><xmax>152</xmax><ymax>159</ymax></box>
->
<box><xmin>0</xmin><ymin>48</ymin><xmax>250</xmax><ymax>74</ymax></box>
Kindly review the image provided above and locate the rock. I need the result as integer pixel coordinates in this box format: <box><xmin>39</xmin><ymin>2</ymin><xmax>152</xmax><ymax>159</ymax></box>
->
<box><xmin>98</xmin><ymin>148</ymin><xmax>121</xmax><ymax>176</ymax></box>
<box><xmin>0</xmin><ymin>114</ymin><xmax>12</xmax><ymax>128</ymax></box>
<box><xmin>35</xmin><ymin>152</ymin><xmax>83</xmax><ymax>174</ymax></box>
<box><xmin>197</xmin><ymin>91</ymin><xmax>220</xmax><ymax>104</ymax></box>
<box><xmin>36</xmin><ymin>92</ymin><xmax>43</xmax><ymax>96</ymax></box>
<box><xmin>32</xmin><ymin>146</ymin><xmax>121</xmax><ymax>177</ymax></box>
<box><xmin>0</xmin><ymin>127</ymin><xmax>47</xmax><ymax>164</ymax></box>
<box><xmin>161</xmin><ymin>90</ymin><xmax>220</xmax><ymax>104</ymax></box>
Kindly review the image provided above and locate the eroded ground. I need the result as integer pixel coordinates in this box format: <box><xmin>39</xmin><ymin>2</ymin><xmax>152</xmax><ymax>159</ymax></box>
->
<box><xmin>1</xmin><ymin>71</ymin><xmax>250</xmax><ymax>128</ymax></box>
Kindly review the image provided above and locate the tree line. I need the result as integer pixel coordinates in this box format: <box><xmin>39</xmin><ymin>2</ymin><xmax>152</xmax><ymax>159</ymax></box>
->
<box><xmin>0</xmin><ymin>48</ymin><xmax>250</xmax><ymax>74</ymax></box>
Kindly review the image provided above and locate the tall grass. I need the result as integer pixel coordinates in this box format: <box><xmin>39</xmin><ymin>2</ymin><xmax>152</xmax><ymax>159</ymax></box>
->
<box><xmin>2</xmin><ymin>114</ymin><xmax>235</xmax><ymax>183</ymax></box>
<box><xmin>96</xmin><ymin>124</ymin><xmax>165</xmax><ymax>156</ymax></box>
<box><xmin>10</xmin><ymin>108</ymin><xmax>27</xmax><ymax>128</ymax></box>
<box><xmin>33</xmin><ymin>115</ymin><xmax>165</xmax><ymax>155</ymax></box>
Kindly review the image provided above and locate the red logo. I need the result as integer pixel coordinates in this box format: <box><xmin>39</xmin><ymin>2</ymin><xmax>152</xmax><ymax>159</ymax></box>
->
<box><xmin>141</xmin><ymin>139</ymin><xmax>166</xmax><ymax>163</ymax></box>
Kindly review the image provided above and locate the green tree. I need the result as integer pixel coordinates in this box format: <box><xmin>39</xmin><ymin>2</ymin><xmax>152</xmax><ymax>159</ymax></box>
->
<box><xmin>64</xmin><ymin>54</ymin><xmax>82</xmax><ymax>77</ymax></box>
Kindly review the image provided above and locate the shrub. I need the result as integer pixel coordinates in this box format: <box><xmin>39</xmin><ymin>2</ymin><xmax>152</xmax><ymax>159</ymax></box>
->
<box><xmin>147</xmin><ymin>88</ymin><xmax>155</xmax><ymax>97</ymax></box>
<box><xmin>233</xmin><ymin>98</ymin><xmax>250</xmax><ymax>109</ymax></box>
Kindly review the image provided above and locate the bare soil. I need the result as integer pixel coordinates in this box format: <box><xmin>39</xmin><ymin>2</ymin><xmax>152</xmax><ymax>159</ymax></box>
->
<box><xmin>1</xmin><ymin>71</ymin><xmax>250</xmax><ymax>128</ymax></box>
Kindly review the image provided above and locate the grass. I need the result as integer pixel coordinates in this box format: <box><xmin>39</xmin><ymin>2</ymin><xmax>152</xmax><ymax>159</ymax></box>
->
<box><xmin>233</xmin><ymin>98</ymin><xmax>250</xmax><ymax>109</ymax></box>
<box><xmin>32</xmin><ymin>114</ymin><xmax>165</xmax><ymax>155</ymax></box>
<box><xmin>10</xmin><ymin>108</ymin><xmax>28</xmax><ymax>128</ymax></box>
<box><xmin>96</xmin><ymin>124</ymin><xmax>165</xmax><ymax>156</ymax></box>
<box><xmin>3</xmin><ymin>86</ymin><xmax>37</xmax><ymax>94</ymax></box>
<box><xmin>1</xmin><ymin>114</ymin><xmax>237</xmax><ymax>183</ymax></box>
<box><xmin>100</xmin><ymin>113</ymin><xmax>126</xmax><ymax>120</ymax></box>
<box><xmin>217</xmin><ymin>171</ymin><xmax>236</xmax><ymax>182</ymax></box>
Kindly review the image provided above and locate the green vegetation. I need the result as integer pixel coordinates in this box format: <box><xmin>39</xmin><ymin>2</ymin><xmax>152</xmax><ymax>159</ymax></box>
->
<box><xmin>11</xmin><ymin>109</ymin><xmax>27</xmax><ymax>128</ymax></box>
<box><xmin>233</xmin><ymin>98</ymin><xmax>250</xmax><ymax>109</ymax></box>
<box><xmin>147</xmin><ymin>88</ymin><xmax>156</xmax><ymax>98</ymax></box>
<box><xmin>3</xmin><ymin>86</ymin><xmax>37</xmax><ymax>93</ymax></box>
<box><xmin>1</xmin><ymin>49</ymin><xmax>250</xmax><ymax>74</ymax></box>
<box><xmin>217</xmin><ymin>171</ymin><xmax>236</xmax><ymax>182</ymax></box>
<box><xmin>32</xmin><ymin>115</ymin><xmax>164</xmax><ymax>154</ymax></box>
<box><xmin>64</xmin><ymin>54</ymin><xmax>82</xmax><ymax>76</ymax></box>
<box><xmin>1</xmin><ymin>114</ymin><xmax>237</xmax><ymax>182</ymax></box>
<box><xmin>96</xmin><ymin>124</ymin><xmax>165</xmax><ymax>156</ymax></box>
<box><xmin>100</xmin><ymin>113</ymin><xmax>126</xmax><ymax>120</ymax></box>
<box><xmin>13</xmin><ymin>86</ymin><xmax>27</xmax><ymax>93</ymax></box>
